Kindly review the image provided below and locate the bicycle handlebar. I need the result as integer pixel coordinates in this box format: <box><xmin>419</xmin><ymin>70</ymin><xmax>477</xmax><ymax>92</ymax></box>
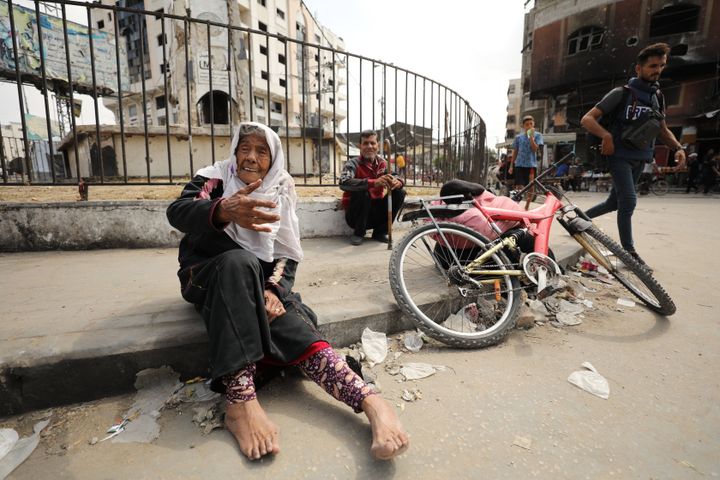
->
<box><xmin>511</xmin><ymin>151</ymin><xmax>576</xmax><ymax>202</ymax></box>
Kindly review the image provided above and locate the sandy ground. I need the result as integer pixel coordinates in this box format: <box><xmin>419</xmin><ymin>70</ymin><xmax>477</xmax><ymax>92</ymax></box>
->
<box><xmin>0</xmin><ymin>183</ymin><xmax>440</xmax><ymax>203</ymax></box>
<box><xmin>1</xmin><ymin>194</ymin><xmax>719</xmax><ymax>479</ymax></box>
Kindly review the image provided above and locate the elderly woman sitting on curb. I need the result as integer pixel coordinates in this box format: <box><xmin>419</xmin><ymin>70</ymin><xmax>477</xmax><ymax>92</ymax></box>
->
<box><xmin>166</xmin><ymin>122</ymin><xmax>409</xmax><ymax>461</ymax></box>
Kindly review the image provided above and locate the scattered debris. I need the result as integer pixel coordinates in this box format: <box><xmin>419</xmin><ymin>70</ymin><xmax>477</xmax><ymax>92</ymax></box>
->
<box><xmin>527</xmin><ymin>299</ymin><xmax>549</xmax><ymax>316</ymax></box>
<box><xmin>567</xmin><ymin>362</ymin><xmax>610</xmax><ymax>399</ymax></box>
<box><xmin>192</xmin><ymin>403</ymin><xmax>224</xmax><ymax>435</ymax></box>
<box><xmin>556</xmin><ymin>312</ymin><xmax>582</xmax><ymax>326</ymax></box>
<box><xmin>445</xmin><ymin>312</ymin><xmax>475</xmax><ymax>332</ymax></box>
<box><xmin>400</xmin><ymin>362</ymin><xmax>445</xmax><ymax>381</ymax></box>
<box><xmin>111</xmin><ymin>366</ymin><xmax>182</xmax><ymax>444</ymax></box>
<box><xmin>674</xmin><ymin>458</ymin><xmax>704</xmax><ymax>475</ymax></box>
<box><xmin>171</xmin><ymin>379</ymin><xmax>220</xmax><ymax>404</ymax></box>
<box><xmin>515</xmin><ymin>303</ymin><xmax>536</xmax><ymax>329</ymax></box>
<box><xmin>0</xmin><ymin>419</ymin><xmax>50</xmax><ymax>479</ymax></box>
<box><xmin>403</xmin><ymin>331</ymin><xmax>424</xmax><ymax>352</ymax></box>
<box><xmin>579</xmin><ymin>259</ymin><xmax>598</xmax><ymax>273</ymax></box>
<box><xmin>558</xmin><ymin>299</ymin><xmax>584</xmax><ymax>315</ymax></box>
<box><xmin>616</xmin><ymin>298</ymin><xmax>636</xmax><ymax>308</ymax></box>
<box><xmin>512</xmin><ymin>435</ymin><xmax>532</xmax><ymax>450</ymax></box>
<box><xmin>361</xmin><ymin>328</ymin><xmax>388</xmax><ymax>366</ymax></box>
<box><xmin>401</xmin><ymin>388</ymin><xmax>422</xmax><ymax>402</ymax></box>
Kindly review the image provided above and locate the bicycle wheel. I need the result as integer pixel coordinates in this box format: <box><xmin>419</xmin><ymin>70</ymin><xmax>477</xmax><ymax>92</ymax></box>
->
<box><xmin>572</xmin><ymin>225</ymin><xmax>676</xmax><ymax>315</ymax></box>
<box><xmin>651</xmin><ymin>179</ymin><xmax>669</xmax><ymax>196</ymax></box>
<box><xmin>389</xmin><ymin>223</ymin><xmax>522</xmax><ymax>348</ymax></box>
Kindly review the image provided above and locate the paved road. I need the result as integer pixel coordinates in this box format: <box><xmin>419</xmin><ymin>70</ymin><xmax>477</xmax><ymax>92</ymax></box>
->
<box><xmin>2</xmin><ymin>193</ymin><xmax>719</xmax><ymax>479</ymax></box>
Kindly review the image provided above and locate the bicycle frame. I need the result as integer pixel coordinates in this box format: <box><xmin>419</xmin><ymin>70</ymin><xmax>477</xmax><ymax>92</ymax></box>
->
<box><xmin>409</xmin><ymin>151</ymin><xmax>588</xmax><ymax>284</ymax></box>
<box><xmin>463</xmin><ymin>192</ymin><xmax>564</xmax><ymax>278</ymax></box>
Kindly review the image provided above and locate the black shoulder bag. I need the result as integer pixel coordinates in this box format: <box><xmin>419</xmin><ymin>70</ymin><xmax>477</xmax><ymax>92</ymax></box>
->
<box><xmin>620</xmin><ymin>90</ymin><xmax>665</xmax><ymax>150</ymax></box>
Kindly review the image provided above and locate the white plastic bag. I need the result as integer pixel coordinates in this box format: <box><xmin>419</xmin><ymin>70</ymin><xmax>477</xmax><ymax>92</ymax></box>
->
<box><xmin>567</xmin><ymin>362</ymin><xmax>609</xmax><ymax>399</ymax></box>
<box><xmin>0</xmin><ymin>429</ymin><xmax>19</xmax><ymax>462</ymax></box>
<box><xmin>361</xmin><ymin>328</ymin><xmax>388</xmax><ymax>366</ymax></box>
<box><xmin>400</xmin><ymin>362</ymin><xmax>445</xmax><ymax>381</ymax></box>
<box><xmin>403</xmin><ymin>331</ymin><xmax>424</xmax><ymax>353</ymax></box>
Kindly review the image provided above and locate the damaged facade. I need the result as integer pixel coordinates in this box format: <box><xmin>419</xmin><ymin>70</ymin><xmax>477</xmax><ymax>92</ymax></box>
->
<box><xmin>520</xmin><ymin>0</ymin><xmax>720</xmax><ymax>166</ymax></box>
<box><xmin>87</xmin><ymin>0</ymin><xmax>347</xmax><ymax>178</ymax></box>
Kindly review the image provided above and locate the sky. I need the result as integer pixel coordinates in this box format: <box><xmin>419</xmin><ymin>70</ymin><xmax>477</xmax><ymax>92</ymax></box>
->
<box><xmin>302</xmin><ymin>0</ymin><xmax>529</xmax><ymax>146</ymax></box>
<box><xmin>1</xmin><ymin>0</ymin><xmax>529</xmax><ymax>147</ymax></box>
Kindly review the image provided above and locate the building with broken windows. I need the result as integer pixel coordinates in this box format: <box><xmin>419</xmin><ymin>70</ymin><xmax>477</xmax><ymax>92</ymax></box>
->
<box><xmin>519</xmin><ymin>0</ymin><xmax>720</xmax><ymax>166</ymax></box>
<box><xmin>91</xmin><ymin>0</ymin><xmax>347</xmax><ymax>177</ymax></box>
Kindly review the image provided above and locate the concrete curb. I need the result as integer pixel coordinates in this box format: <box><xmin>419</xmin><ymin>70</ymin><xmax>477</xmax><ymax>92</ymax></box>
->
<box><xmin>0</xmin><ymin>241</ymin><xmax>581</xmax><ymax>416</ymax></box>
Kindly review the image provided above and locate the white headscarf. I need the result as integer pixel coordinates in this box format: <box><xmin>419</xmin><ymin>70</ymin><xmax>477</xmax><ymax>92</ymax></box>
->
<box><xmin>196</xmin><ymin>122</ymin><xmax>303</xmax><ymax>263</ymax></box>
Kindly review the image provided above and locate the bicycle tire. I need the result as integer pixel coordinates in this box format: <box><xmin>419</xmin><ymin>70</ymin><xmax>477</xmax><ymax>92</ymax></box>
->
<box><xmin>651</xmin><ymin>179</ymin><xmax>669</xmax><ymax>196</ymax></box>
<box><xmin>574</xmin><ymin>225</ymin><xmax>676</xmax><ymax>315</ymax></box>
<box><xmin>389</xmin><ymin>223</ymin><xmax>522</xmax><ymax>348</ymax></box>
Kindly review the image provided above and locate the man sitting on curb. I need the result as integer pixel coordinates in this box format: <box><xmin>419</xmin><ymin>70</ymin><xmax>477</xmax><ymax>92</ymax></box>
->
<box><xmin>340</xmin><ymin>130</ymin><xmax>406</xmax><ymax>246</ymax></box>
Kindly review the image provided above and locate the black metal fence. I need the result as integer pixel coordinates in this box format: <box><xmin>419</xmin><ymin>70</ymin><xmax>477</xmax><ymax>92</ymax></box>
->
<box><xmin>0</xmin><ymin>0</ymin><xmax>487</xmax><ymax>188</ymax></box>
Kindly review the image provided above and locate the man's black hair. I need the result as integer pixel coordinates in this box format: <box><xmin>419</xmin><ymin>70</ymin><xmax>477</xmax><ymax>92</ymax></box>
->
<box><xmin>637</xmin><ymin>43</ymin><xmax>670</xmax><ymax>65</ymax></box>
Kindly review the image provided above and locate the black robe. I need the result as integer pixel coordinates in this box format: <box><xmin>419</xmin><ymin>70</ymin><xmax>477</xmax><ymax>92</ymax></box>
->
<box><xmin>167</xmin><ymin>175</ymin><xmax>323</xmax><ymax>392</ymax></box>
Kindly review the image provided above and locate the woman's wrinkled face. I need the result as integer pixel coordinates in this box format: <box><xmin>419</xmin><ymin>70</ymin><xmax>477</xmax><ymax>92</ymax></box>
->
<box><xmin>235</xmin><ymin>134</ymin><xmax>272</xmax><ymax>184</ymax></box>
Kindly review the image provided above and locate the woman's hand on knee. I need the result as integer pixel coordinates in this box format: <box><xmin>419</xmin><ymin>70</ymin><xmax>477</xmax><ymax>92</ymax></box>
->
<box><xmin>264</xmin><ymin>289</ymin><xmax>285</xmax><ymax>322</ymax></box>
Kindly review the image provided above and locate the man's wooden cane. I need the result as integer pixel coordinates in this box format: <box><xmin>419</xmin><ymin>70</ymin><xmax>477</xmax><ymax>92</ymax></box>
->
<box><xmin>384</xmin><ymin>139</ymin><xmax>393</xmax><ymax>249</ymax></box>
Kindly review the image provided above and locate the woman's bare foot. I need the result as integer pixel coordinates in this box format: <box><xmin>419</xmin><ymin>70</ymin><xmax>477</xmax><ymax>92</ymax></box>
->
<box><xmin>362</xmin><ymin>394</ymin><xmax>410</xmax><ymax>460</ymax></box>
<box><xmin>225</xmin><ymin>399</ymin><xmax>280</xmax><ymax>460</ymax></box>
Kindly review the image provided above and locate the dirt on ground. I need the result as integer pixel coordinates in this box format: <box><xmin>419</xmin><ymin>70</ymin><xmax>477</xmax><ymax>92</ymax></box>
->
<box><xmin>0</xmin><ymin>184</ymin><xmax>440</xmax><ymax>203</ymax></box>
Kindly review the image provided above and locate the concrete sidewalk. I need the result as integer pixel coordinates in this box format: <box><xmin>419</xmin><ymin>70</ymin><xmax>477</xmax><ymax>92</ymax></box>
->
<box><xmin>0</xmin><ymin>227</ymin><xmax>582</xmax><ymax>416</ymax></box>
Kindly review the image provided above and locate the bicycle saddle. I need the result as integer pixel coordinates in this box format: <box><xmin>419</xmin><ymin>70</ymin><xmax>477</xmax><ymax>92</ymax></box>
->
<box><xmin>440</xmin><ymin>180</ymin><xmax>486</xmax><ymax>203</ymax></box>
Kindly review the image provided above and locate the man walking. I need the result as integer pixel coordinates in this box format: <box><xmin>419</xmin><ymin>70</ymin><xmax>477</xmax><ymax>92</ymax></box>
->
<box><xmin>580</xmin><ymin>43</ymin><xmax>686</xmax><ymax>268</ymax></box>
<box><xmin>340</xmin><ymin>130</ymin><xmax>406</xmax><ymax>246</ymax></box>
<box><xmin>508</xmin><ymin>115</ymin><xmax>544</xmax><ymax>193</ymax></box>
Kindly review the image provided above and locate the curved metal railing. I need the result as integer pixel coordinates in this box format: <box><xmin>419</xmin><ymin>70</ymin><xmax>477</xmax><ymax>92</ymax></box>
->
<box><xmin>0</xmin><ymin>0</ymin><xmax>487</xmax><ymax>188</ymax></box>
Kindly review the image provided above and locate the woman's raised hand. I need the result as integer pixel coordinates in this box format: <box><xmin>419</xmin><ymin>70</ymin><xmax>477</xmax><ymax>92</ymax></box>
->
<box><xmin>214</xmin><ymin>180</ymin><xmax>281</xmax><ymax>232</ymax></box>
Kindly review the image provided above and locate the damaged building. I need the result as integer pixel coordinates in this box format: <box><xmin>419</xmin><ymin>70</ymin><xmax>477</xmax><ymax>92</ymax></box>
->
<box><xmin>520</xmin><ymin>0</ymin><xmax>720</xmax><ymax>167</ymax></box>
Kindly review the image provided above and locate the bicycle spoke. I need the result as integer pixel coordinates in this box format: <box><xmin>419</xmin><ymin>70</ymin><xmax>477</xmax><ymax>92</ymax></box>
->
<box><xmin>390</xmin><ymin>223</ymin><xmax>522</xmax><ymax>347</ymax></box>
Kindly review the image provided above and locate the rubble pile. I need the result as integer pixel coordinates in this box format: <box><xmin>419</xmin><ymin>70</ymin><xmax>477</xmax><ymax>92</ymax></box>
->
<box><xmin>516</xmin><ymin>255</ymin><xmax>640</xmax><ymax>330</ymax></box>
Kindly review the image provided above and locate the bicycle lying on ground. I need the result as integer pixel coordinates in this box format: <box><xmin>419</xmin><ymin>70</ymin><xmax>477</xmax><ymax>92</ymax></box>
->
<box><xmin>389</xmin><ymin>152</ymin><xmax>676</xmax><ymax>348</ymax></box>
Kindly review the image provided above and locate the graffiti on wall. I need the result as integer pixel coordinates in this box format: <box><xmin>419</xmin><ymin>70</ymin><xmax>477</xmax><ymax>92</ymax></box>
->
<box><xmin>0</xmin><ymin>0</ymin><xmax>129</xmax><ymax>95</ymax></box>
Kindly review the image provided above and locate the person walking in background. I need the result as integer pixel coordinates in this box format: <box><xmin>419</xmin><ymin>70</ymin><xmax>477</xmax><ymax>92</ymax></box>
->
<box><xmin>685</xmin><ymin>152</ymin><xmax>700</xmax><ymax>193</ymax></box>
<box><xmin>702</xmin><ymin>153</ymin><xmax>720</xmax><ymax>194</ymax></box>
<box><xmin>580</xmin><ymin>43</ymin><xmax>686</xmax><ymax>269</ymax></box>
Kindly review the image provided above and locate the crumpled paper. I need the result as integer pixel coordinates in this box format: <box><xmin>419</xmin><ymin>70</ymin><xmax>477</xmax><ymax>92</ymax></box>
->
<box><xmin>567</xmin><ymin>362</ymin><xmax>610</xmax><ymax>399</ymax></box>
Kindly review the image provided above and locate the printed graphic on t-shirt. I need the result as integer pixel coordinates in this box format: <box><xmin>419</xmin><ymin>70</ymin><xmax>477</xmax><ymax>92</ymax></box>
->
<box><xmin>624</xmin><ymin>104</ymin><xmax>653</xmax><ymax>120</ymax></box>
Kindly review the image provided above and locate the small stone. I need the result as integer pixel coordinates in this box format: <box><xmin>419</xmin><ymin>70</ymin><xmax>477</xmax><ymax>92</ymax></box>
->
<box><xmin>89</xmin><ymin>437</ymin><xmax>98</xmax><ymax>445</ymax></box>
